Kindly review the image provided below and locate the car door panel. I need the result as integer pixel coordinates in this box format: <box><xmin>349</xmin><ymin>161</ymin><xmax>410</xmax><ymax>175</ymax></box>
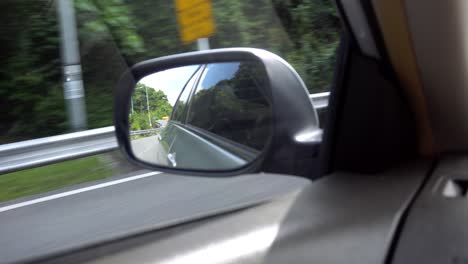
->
<box><xmin>393</xmin><ymin>155</ymin><xmax>468</xmax><ymax>264</ymax></box>
<box><xmin>157</xmin><ymin>121</ymin><xmax>178</xmax><ymax>166</ymax></box>
<box><xmin>40</xmin><ymin>160</ymin><xmax>431</xmax><ymax>264</ymax></box>
<box><xmin>167</xmin><ymin>123</ymin><xmax>247</xmax><ymax>170</ymax></box>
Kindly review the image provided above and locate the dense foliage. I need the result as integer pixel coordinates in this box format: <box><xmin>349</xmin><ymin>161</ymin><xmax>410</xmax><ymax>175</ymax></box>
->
<box><xmin>129</xmin><ymin>83</ymin><xmax>172</xmax><ymax>130</ymax></box>
<box><xmin>0</xmin><ymin>0</ymin><xmax>340</xmax><ymax>143</ymax></box>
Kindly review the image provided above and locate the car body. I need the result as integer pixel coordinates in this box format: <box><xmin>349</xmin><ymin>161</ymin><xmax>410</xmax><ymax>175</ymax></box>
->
<box><xmin>156</xmin><ymin>62</ymin><xmax>268</xmax><ymax>170</ymax></box>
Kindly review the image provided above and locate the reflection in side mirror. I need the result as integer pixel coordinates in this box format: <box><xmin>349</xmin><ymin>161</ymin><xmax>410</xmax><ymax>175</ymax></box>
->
<box><xmin>129</xmin><ymin>61</ymin><xmax>272</xmax><ymax>171</ymax></box>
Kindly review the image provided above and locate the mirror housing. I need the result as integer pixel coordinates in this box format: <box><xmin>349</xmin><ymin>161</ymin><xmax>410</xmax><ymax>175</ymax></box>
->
<box><xmin>114</xmin><ymin>48</ymin><xmax>321</xmax><ymax>176</ymax></box>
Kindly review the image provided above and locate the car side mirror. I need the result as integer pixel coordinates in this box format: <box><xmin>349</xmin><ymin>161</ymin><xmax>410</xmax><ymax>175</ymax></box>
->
<box><xmin>114</xmin><ymin>48</ymin><xmax>321</xmax><ymax>176</ymax></box>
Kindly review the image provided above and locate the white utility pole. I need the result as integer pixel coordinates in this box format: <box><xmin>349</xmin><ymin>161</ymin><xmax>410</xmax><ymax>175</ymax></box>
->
<box><xmin>197</xmin><ymin>38</ymin><xmax>210</xmax><ymax>50</ymax></box>
<box><xmin>57</xmin><ymin>0</ymin><xmax>87</xmax><ymax>131</ymax></box>
<box><xmin>145</xmin><ymin>86</ymin><xmax>152</xmax><ymax>127</ymax></box>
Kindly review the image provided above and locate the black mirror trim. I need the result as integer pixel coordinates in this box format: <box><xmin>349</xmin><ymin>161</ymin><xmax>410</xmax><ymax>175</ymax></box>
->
<box><xmin>114</xmin><ymin>48</ymin><xmax>320</xmax><ymax>177</ymax></box>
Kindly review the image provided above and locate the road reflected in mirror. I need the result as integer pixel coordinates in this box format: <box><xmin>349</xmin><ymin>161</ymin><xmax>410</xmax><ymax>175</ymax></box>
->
<box><xmin>129</xmin><ymin>61</ymin><xmax>272</xmax><ymax>171</ymax></box>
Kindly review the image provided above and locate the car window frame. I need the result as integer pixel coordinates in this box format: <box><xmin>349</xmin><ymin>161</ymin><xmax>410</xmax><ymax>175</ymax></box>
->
<box><xmin>184</xmin><ymin>61</ymin><xmax>272</xmax><ymax>151</ymax></box>
<box><xmin>170</xmin><ymin>63</ymin><xmax>263</xmax><ymax>163</ymax></box>
<box><xmin>183</xmin><ymin>64</ymin><xmax>207</xmax><ymax>125</ymax></box>
<box><xmin>169</xmin><ymin>65</ymin><xmax>204</xmax><ymax>123</ymax></box>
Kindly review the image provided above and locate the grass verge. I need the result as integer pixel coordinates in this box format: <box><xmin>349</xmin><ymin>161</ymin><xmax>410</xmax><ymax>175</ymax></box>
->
<box><xmin>0</xmin><ymin>155</ymin><xmax>114</xmax><ymax>202</ymax></box>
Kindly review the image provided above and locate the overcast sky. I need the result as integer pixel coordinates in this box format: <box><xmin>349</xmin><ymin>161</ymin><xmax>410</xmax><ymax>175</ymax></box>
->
<box><xmin>139</xmin><ymin>65</ymin><xmax>199</xmax><ymax>106</ymax></box>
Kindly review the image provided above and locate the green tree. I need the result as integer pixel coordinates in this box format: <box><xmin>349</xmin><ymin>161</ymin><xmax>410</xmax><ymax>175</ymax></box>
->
<box><xmin>75</xmin><ymin>0</ymin><xmax>145</xmax><ymax>130</ymax></box>
<box><xmin>273</xmin><ymin>0</ymin><xmax>341</xmax><ymax>92</ymax></box>
<box><xmin>0</xmin><ymin>0</ymin><xmax>66</xmax><ymax>142</ymax></box>
<box><xmin>130</xmin><ymin>83</ymin><xmax>172</xmax><ymax>130</ymax></box>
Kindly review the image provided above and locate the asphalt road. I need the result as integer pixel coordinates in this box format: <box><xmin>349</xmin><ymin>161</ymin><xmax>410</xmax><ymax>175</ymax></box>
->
<box><xmin>0</xmin><ymin>169</ymin><xmax>310</xmax><ymax>263</ymax></box>
<box><xmin>131</xmin><ymin>135</ymin><xmax>168</xmax><ymax>165</ymax></box>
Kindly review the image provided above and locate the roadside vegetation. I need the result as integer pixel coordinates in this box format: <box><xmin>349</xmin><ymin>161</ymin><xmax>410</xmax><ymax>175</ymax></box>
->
<box><xmin>1</xmin><ymin>0</ymin><xmax>340</xmax><ymax>143</ymax></box>
<box><xmin>0</xmin><ymin>151</ymin><xmax>141</xmax><ymax>202</ymax></box>
<box><xmin>129</xmin><ymin>83</ymin><xmax>172</xmax><ymax>131</ymax></box>
<box><xmin>0</xmin><ymin>0</ymin><xmax>340</xmax><ymax>201</ymax></box>
<box><xmin>0</xmin><ymin>155</ymin><xmax>113</xmax><ymax>202</ymax></box>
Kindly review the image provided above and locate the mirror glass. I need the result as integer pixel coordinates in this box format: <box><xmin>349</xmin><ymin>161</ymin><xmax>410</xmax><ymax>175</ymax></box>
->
<box><xmin>129</xmin><ymin>61</ymin><xmax>272</xmax><ymax>170</ymax></box>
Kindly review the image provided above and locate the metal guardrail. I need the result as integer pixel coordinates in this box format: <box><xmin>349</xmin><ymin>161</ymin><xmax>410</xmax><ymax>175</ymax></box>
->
<box><xmin>0</xmin><ymin>127</ymin><xmax>118</xmax><ymax>175</ymax></box>
<box><xmin>0</xmin><ymin>93</ymin><xmax>329</xmax><ymax>174</ymax></box>
<box><xmin>130</xmin><ymin>129</ymin><xmax>161</xmax><ymax>136</ymax></box>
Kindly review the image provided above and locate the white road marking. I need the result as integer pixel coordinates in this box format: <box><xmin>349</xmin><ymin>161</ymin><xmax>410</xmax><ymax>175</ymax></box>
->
<box><xmin>0</xmin><ymin>171</ymin><xmax>162</xmax><ymax>213</ymax></box>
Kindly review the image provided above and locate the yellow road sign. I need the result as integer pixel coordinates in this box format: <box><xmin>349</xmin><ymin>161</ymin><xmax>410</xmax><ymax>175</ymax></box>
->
<box><xmin>175</xmin><ymin>0</ymin><xmax>215</xmax><ymax>44</ymax></box>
